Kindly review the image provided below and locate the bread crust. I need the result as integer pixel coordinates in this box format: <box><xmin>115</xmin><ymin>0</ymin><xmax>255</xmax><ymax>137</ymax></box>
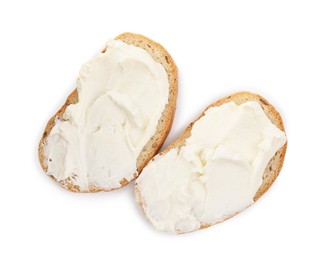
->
<box><xmin>38</xmin><ymin>33</ymin><xmax>178</xmax><ymax>192</ymax></box>
<box><xmin>135</xmin><ymin>91</ymin><xmax>287</xmax><ymax>232</ymax></box>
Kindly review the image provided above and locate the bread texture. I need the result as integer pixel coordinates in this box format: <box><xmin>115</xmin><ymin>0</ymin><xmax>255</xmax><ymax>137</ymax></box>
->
<box><xmin>135</xmin><ymin>91</ymin><xmax>287</xmax><ymax>232</ymax></box>
<box><xmin>38</xmin><ymin>32</ymin><xmax>178</xmax><ymax>192</ymax></box>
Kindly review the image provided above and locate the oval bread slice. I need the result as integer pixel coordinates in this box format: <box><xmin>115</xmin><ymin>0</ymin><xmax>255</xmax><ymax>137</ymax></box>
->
<box><xmin>38</xmin><ymin>32</ymin><xmax>178</xmax><ymax>192</ymax></box>
<box><xmin>135</xmin><ymin>91</ymin><xmax>287</xmax><ymax>233</ymax></box>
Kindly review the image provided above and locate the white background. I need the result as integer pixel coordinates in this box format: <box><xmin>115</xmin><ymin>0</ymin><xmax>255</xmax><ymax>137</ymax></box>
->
<box><xmin>1</xmin><ymin>0</ymin><xmax>314</xmax><ymax>259</ymax></box>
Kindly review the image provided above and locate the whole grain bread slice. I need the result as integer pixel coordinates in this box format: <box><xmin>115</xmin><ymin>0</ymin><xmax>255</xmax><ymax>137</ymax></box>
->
<box><xmin>135</xmin><ymin>91</ymin><xmax>287</xmax><ymax>232</ymax></box>
<box><xmin>38</xmin><ymin>32</ymin><xmax>178</xmax><ymax>192</ymax></box>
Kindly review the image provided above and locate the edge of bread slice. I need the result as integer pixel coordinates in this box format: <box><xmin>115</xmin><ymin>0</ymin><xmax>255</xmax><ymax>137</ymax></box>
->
<box><xmin>38</xmin><ymin>32</ymin><xmax>178</xmax><ymax>192</ymax></box>
<box><xmin>135</xmin><ymin>91</ymin><xmax>287</xmax><ymax>232</ymax></box>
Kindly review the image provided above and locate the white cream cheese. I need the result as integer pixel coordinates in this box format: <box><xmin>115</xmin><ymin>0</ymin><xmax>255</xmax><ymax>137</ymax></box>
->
<box><xmin>44</xmin><ymin>40</ymin><xmax>169</xmax><ymax>191</ymax></box>
<box><xmin>136</xmin><ymin>101</ymin><xmax>287</xmax><ymax>234</ymax></box>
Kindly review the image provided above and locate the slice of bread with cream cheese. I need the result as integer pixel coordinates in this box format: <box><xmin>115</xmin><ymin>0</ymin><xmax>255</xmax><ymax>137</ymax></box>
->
<box><xmin>135</xmin><ymin>92</ymin><xmax>287</xmax><ymax>234</ymax></box>
<box><xmin>38</xmin><ymin>33</ymin><xmax>178</xmax><ymax>192</ymax></box>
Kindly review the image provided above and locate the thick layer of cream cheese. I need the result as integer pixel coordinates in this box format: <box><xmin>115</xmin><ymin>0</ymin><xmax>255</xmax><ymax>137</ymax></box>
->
<box><xmin>136</xmin><ymin>101</ymin><xmax>287</xmax><ymax>234</ymax></box>
<box><xmin>44</xmin><ymin>40</ymin><xmax>169</xmax><ymax>191</ymax></box>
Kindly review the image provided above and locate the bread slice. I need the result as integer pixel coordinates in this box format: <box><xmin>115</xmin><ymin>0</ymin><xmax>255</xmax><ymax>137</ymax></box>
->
<box><xmin>38</xmin><ymin>32</ymin><xmax>178</xmax><ymax>192</ymax></box>
<box><xmin>135</xmin><ymin>91</ymin><xmax>287</xmax><ymax>233</ymax></box>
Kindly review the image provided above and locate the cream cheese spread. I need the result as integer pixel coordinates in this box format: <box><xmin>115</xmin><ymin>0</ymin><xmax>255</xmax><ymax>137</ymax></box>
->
<box><xmin>44</xmin><ymin>40</ymin><xmax>169</xmax><ymax>191</ymax></box>
<box><xmin>136</xmin><ymin>101</ymin><xmax>287</xmax><ymax>234</ymax></box>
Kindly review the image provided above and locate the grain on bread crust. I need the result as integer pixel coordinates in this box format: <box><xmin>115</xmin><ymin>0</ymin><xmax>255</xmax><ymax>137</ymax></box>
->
<box><xmin>38</xmin><ymin>32</ymin><xmax>178</xmax><ymax>192</ymax></box>
<box><xmin>115</xmin><ymin>33</ymin><xmax>178</xmax><ymax>177</ymax></box>
<box><xmin>135</xmin><ymin>91</ymin><xmax>287</xmax><ymax>231</ymax></box>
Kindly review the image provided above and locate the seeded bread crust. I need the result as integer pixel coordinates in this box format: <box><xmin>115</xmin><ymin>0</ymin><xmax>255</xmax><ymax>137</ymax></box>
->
<box><xmin>38</xmin><ymin>32</ymin><xmax>178</xmax><ymax>192</ymax></box>
<box><xmin>135</xmin><ymin>92</ymin><xmax>287</xmax><ymax>232</ymax></box>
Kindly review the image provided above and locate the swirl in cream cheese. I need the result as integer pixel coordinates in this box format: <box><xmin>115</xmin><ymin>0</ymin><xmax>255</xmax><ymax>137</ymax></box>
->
<box><xmin>44</xmin><ymin>40</ymin><xmax>169</xmax><ymax>191</ymax></box>
<box><xmin>136</xmin><ymin>102</ymin><xmax>287</xmax><ymax>234</ymax></box>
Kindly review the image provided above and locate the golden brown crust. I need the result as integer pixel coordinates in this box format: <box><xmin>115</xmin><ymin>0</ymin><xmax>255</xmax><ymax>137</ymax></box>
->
<box><xmin>114</xmin><ymin>33</ymin><xmax>178</xmax><ymax>178</ymax></box>
<box><xmin>38</xmin><ymin>32</ymin><xmax>178</xmax><ymax>192</ymax></box>
<box><xmin>135</xmin><ymin>91</ymin><xmax>287</xmax><ymax>231</ymax></box>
